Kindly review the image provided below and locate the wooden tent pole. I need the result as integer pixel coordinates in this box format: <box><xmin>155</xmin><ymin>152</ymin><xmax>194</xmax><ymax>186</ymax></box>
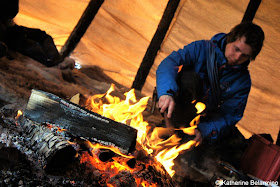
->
<box><xmin>276</xmin><ymin>130</ymin><xmax>280</xmax><ymax>146</ymax></box>
<box><xmin>131</xmin><ymin>0</ymin><xmax>180</xmax><ymax>91</ymax></box>
<box><xmin>242</xmin><ymin>0</ymin><xmax>262</xmax><ymax>22</ymax></box>
<box><xmin>60</xmin><ymin>0</ymin><xmax>104</xmax><ymax>59</ymax></box>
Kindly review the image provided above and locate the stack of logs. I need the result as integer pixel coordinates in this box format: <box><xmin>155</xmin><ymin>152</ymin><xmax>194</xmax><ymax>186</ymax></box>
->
<box><xmin>11</xmin><ymin>89</ymin><xmax>177</xmax><ymax>186</ymax></box>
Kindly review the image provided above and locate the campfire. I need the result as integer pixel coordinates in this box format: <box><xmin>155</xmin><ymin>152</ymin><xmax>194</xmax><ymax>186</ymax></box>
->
<box><xmin>83</xmin><ymin>84</ymin><xmax>205</xmax><ymax>177</ymax></box>
<box><xmin>2</xmin><ymin>84</ymin><xmax>209</xmax><ymax>186</ymax></box>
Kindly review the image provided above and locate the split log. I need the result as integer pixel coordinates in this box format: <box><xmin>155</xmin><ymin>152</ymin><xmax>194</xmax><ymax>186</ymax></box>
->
<box><xmin>24</xmin><ymin>89</ymin><xmax>138</xmax><ymax>154</ymax></box>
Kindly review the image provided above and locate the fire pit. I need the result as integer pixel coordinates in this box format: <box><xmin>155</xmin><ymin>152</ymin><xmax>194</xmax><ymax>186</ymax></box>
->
<box><xmin>0</xmin><ymin>84</ymin><xmax>247</xmax><ymax>186</ymax></box>
<box><xmin>1</xmin><ymin>85</ymin><xmax>178</xmax><ymax>186</ymax></box>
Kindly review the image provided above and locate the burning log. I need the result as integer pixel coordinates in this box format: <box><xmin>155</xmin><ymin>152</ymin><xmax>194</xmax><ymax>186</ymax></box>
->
<box><xmin>17</xmin><ymin>116</ymin><xmax>76</xmax><ymax>169</ymax></box>
<box><xmin>23</xmin><ymin>89</ymin><xmax>138</xmax><ymax>155</ymax></box>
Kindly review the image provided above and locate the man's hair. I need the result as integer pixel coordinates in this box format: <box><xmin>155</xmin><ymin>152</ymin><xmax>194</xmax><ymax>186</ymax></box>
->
<box><xmin>226</xmin><ymin>22</ymin><xmax>265</xmax><ymax>60</ymax></box>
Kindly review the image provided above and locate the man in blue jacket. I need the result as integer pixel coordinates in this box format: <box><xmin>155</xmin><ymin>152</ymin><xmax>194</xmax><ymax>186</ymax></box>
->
<box><xmin>156</xmin><ymin>22</ymin><xmax>264</xmax><ymax>146</ymax></box>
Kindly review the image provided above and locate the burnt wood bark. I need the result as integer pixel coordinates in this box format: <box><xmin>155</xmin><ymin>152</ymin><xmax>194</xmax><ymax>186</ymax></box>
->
<box><xmin>242</xmin><ymin>0</ymin><xmax>262</xmax><ymax>23</ymax></box>
<box><xmin>24</xmin><ymin>89</ymin><xmax>138</xmax><ymax>154</ymax></box>
<box><xmin>60</xmin><ymin>0</ymin><xmax>104</xmax><ymax>59</ymax></box>
<box><xmin>17</xmin><ymin>116</ymin><xmax>76</xmax><ymax>168</ymax></box>
<box><xmin>132</xmin><ymin>0</ymin><xmax>181</xmax><ymax>91</ymax></box>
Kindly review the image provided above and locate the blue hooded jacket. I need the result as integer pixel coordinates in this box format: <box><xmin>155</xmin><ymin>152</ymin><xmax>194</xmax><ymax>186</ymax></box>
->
<box><xmin>156</xmin><ymin>33</ymin><xmax>251</xmax><ymax>141</ymax></box>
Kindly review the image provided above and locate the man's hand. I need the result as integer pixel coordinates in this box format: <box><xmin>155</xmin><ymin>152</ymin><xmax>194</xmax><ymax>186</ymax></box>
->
<box><xmin>158</xmin><ymin>95</ymin><xmax>175</xmax><ymax>118</ymax></box>
<box><xmin>181</xmin><ymin>126</ymin><xmax>203</xmax><ymax>150</ymax></box>
<box><xmin>193</xmin><ymin>129</ymin><xmax>203</xmax><ymax>145</ymax></box>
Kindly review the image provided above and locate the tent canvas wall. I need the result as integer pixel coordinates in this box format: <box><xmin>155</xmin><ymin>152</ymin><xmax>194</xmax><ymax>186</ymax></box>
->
<box><xmin>14</xmin><ymin>0</ymin><xmax>280</xmax><ymax>142</ymax></box>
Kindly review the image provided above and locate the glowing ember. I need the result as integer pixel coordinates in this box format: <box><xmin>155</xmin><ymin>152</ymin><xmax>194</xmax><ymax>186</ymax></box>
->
<box><xmin>45</xmin><ymin>123</ymin><xmax>67</xmax><ymax>133</ymax></box>
<box><xmin>85</xmin><ymin>84</ymin><xmax>206</xmax><ymax>179</ymax></box>
<box><xmin>80</xmin><ymin>141</ymin><xmax>160</xmax><ymax>187</ymax></box>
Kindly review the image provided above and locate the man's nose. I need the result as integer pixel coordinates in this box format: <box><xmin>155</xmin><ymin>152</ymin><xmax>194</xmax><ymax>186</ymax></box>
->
<box><xmin>235</xmin><ymin>52</ymin><xmax>243</xmax><ymax>61</ymax></box>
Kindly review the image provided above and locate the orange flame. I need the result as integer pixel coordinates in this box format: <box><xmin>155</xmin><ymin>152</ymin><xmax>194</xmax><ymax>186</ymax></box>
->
<box><xmin>86</xmin><ymin>84</ymin><xmax>150</xmax><ymax>144</ymax></box>
<box><xmin>80</xmin><ymin>140</ymin><xmax>159</xmax><ymax>186</ymax></box>
<box><xmin>155</xmin><ymin>139</ymin><xmax>198</xmax><ymax>176</ymax></box>
<box><xmin>195</xmin><ymin>102</ymin><xmax>206</xmax><ymax>114</ymax></box>
<box><xmin>85</xmin><ymin>84</ymin><xmax>205</xmax><ymax>178</ymax></box>
<box><xmin>15</xmin><ymin>110</ymin><xmax>23</xmax><ymax>120</ymax></box>
<box><xmin>190</xmin><ymin>102</ymin><xmax>206</xmax><ymax>127</ymax></box>
<box><xmin>86</xmin><ymin>140</ymin><xmax>134</xmax><ymax>159</ymax></box>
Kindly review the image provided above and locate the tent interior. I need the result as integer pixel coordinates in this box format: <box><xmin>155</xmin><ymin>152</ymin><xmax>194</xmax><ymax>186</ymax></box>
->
<box><xmin>0</xmin><ymin>0</ymin><xmax>279</xmax><ymax>185</ymax></box>
<box><xmin>14</xmin><ymin>0</ymin><xmax>279</xmax><ymax>142</ymax></box>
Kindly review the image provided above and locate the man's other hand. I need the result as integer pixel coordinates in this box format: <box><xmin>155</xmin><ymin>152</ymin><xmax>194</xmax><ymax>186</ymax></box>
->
<box><xmin>181</xmin><ymin>126</ymin><xmax>203</xmax><ymax>150</ymax></box>
<box><xmin>158</xmin><ymin>95</ymin><xmax>175</xmax><ymax>118</ymax></box>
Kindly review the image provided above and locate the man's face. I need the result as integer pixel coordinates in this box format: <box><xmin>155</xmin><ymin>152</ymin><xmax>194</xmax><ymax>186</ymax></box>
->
<box><xmin>225</xmin><ymin>36</ymin><xmax>253</xmax><ymax>66</ymax></box>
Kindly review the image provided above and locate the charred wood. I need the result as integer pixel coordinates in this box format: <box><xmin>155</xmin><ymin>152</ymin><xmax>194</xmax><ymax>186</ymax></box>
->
<box><xmin>97</xmin><ymin>149</ymin><xmax>115</xmax><ymax>162</ymax></box>
<box><xmin>17</xmin><ymin>116</ymin><xmax>76</xmax><ymax>169</ymax></box>
<box><xmin>24</xmin><ymin>89</ymin><xmax>138</xmax><ymax>154</ymax></box>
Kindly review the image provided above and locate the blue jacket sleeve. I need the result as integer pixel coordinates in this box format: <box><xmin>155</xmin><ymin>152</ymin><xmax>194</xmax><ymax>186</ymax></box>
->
<box><xmin>197</xmin><ymin>76</ymin><xmax>251</xmax><ymax>141</ymax></box>
<box><xmin>156</xmin><ymin>41</ymin><xmax>202</xmax><ymax>98</ymax></box>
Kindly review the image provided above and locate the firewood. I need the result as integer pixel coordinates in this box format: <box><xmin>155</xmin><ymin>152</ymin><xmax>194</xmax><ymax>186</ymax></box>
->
<box><xmin>24</xmin><ymin>89</ymin><xmax>138</xmax><ymax>154</ymax></box>
<box><xmin>17</xmin><ymin>116</ymin><xmax>76</xmax><ymax>169</ymax></box>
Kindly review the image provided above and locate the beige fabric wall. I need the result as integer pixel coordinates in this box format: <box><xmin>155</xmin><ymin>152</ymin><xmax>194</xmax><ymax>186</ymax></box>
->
<box><xmin>73</xmin><ymin>0</ymin><xmax>168</xmax><ymax>89</ymax></box>
<box><xmin>15</xmin><ymin>0</ymin><xmax>168</xmax><ymax>94</ymax></box>
<box><xmin>14</xmin><ymin>0</ymin><xmax>280</xmax><ymax>141</ymax></box>
<box><xmin>240</xmin><ymin>0</ymin><xmax>280</xmax><ymax>142</ymax></box>
<box><xmin>15</xmin><ymin>0</ymin><xmax>89</xmax><ymax>48</ymax></box>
